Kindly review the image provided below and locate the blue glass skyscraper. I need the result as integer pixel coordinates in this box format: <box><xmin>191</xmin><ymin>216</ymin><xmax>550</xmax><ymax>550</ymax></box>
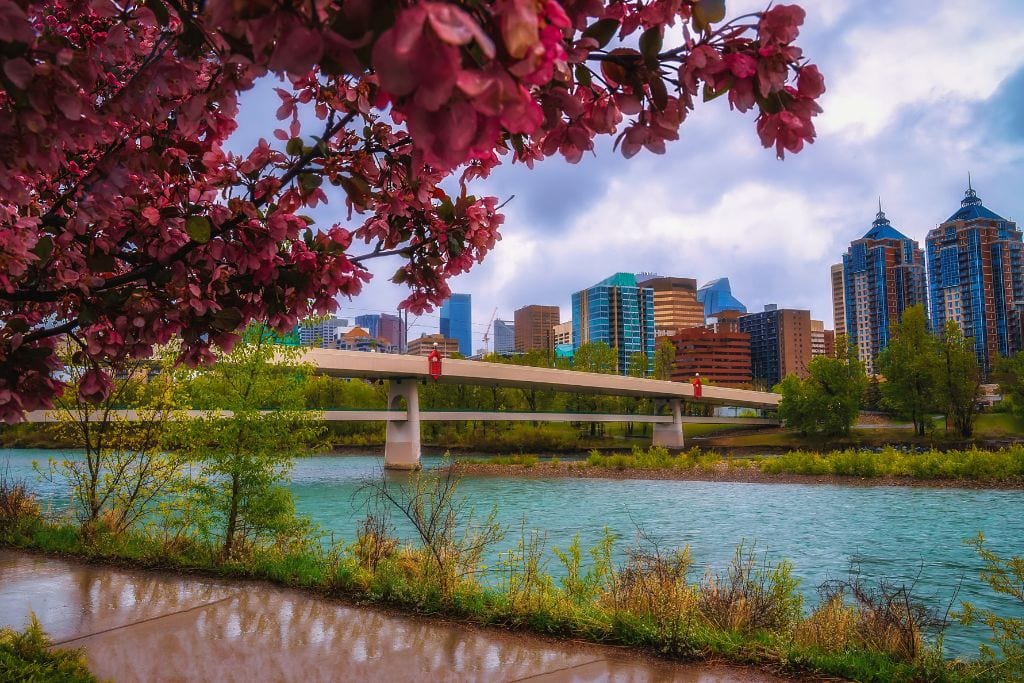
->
<box><xmin>696</xmin><ymin>278</ymin><xmax>747</xmax><ymax>318</ymax></box>
<box><xmin>493</xmin><ymin>319</ymin><xmax>515</xmax><ymax>355</ymax></box>
<box><xmin>440</xmin><ymin>293</ymin><xmax>473</xmax><ymax>356</ymax></box>
<box><xmin>842</xmin><ymin>204</ymin><xmax>927</xmax><ymax>374</ymax></box>
<box><xmin>926</xmin><ymin>183</ymin><xmax>1024</xmax><ymax>375</ymax></box>
<box><xmin>571</xmin><ymin>273</ymin><xmax>655</xmax><ymax>375</ymax></box>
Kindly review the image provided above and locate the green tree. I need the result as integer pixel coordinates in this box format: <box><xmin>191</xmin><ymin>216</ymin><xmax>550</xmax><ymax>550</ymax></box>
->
<box><xmin>567</xmin><ymin>342</ymin><xmax>617</xmax><ymax>436</ymax></box>
<box><xmin>627</xmin><ymin>351</ymin><xmax>649</xmax><ymax>379</ymax></box>
<box><xmin>995</xmin><ymin>351</ymin><xmax>1024</xmax><ymax>419</ymax></box>
<box><xmin>936</xmin><ymin>320</ymin><xmax>981</xmax><ymax>438</ymax></box>
<box><xmin>654</xmin><ymin>338</ymin><xmax>676</xmax><ymax>381</ymax></box>
<box><xmin>43</xmin><ymin>351</ymin><xmax>187</xmax><ymax>535</ymax></box>
<box><xmin>776</xmin><ymin>336</ymin><xmax>866</xmax><ymax>436</ymax></box>
<box><xmin>863</xmin><ymin>374</ymin><xmax>882</xmax><ymax>411</ymax></box>
<box><xmin>877</xmin><ymin>305</ymin><xmax>939</xmax><ymax>436</ymax></box>
<box><xmin>178</xmin><ymin>327</ymin><xmax>324</xmax><ymax>557</ymax></box>
<box><xmin>573</xmin><ymin>342</ymin><xmax>617</xmax><ymax>374</ymax></box>
<box><xmin>509</xmin><ymin>350</ymin><xmax>560</xmax><ymax>413</ymax></box>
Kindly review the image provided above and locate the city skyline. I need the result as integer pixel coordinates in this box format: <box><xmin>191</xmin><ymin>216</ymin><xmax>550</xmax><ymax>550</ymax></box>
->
<box><xmin>227</xmin><ymin>0</ymin><xmax>1024</xmax><ymax>350</ymax></box>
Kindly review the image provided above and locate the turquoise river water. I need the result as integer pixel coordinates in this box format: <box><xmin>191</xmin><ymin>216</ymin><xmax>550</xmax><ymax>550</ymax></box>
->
<box><xmin>4</xmin><ymin>448</ymin><xmax>1024</xmax><ymax>658</ymax></box>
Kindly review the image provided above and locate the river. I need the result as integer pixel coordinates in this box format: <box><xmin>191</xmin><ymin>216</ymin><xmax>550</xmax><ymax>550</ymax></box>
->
<box><xmin>4</xmin><ymin>448</ymin><xmax>1024</xmax><ymax>657</ymax></box>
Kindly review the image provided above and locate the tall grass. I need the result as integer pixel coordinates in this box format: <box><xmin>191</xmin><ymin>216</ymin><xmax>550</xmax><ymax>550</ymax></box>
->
<box><xmin>762</xmin><ymin>447</ymin><xmax>1024</xmax><ymax>481</ymax></box>
<box><xmin>585</xmin><ymin>445</ymin><xmax>723</xmax><ymax>470</ymax></box>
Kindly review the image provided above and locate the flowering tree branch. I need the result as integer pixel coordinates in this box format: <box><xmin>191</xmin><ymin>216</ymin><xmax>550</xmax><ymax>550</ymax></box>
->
<box><xmin>0</xmin><ymin>0</ymin><xmax>824</xmax><ymax>420</ymax></box>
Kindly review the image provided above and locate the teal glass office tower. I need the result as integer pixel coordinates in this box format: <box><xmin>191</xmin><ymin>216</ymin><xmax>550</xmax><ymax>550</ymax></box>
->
<box><xmin>571</xmin><ymin>273</ymin><xmax>655</xmax><ymax>374</ymax></box>
<box><xmin>440</xmin><ymin>294</ymin><xmax>472</xmax><ymax>356</ymax></box>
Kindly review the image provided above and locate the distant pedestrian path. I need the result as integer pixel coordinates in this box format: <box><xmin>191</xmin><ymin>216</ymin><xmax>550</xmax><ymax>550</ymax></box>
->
<box><xmin>0</xmin><ymin>550</ymin><xmax>785</xmax><ymax>682</ymax></box>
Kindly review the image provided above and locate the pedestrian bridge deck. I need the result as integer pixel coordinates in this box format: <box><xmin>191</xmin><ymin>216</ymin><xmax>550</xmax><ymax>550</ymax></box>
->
<box><xmin>302</xmin><ymin>349</ymin><xmax>780</xmax><ymax>409</ymax></box>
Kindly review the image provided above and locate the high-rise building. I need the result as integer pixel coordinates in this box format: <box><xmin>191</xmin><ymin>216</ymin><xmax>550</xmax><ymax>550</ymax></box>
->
<box><xmin>572</xmin><ymin>272</ymin><xmax>655</xmax><ymax>374</ymax></box>
<box><xmin>696</xmin><ymin>278</ymin><xmax>747</xmax><ymax>318</ymax></box>
<box><xmin>355</xmin><ymin>313</ymin><xmax>403</xmax><ymax>349</ymax></box>
<box><xmin>810</xmin><ymin>319</ymin><xmax>833</xmax><ymax>358</ymax></box>
<box><xmin>830</xmin><ymin>263</ymin><xmax>846</xmax><ymax>337</ymax></box>
<box><xmin>842</xmin><ymin>205</ymin><xmax>928</xmax><ymax>375</ymax></box>
<box><xmin>407</xmin><ymin>334</ymin><xmax>460</xmax><ymax>357</ymax></box>
<box><xmin>637</xmin><ymin>275</ymin><xmax>705</xmax><ymax>336</ymax></box>
<box><xmin>739</xmin><ymin>305</ymin><xmax>813</xmax><ymax>387</ymax></box>
<box><xmin>297</xmin><ymin>317</ymin><xmax>349</xmax><ymax>347</ymax></box>
<box><xmin>493</xmin><ymin>319</ymin><xmax>515</xmax><ymax>355</ymax></box>
<box><xmin>514</xmin><ymin>305</ymin><xmax>560</xmax><ymax>354</ymax></box>
<box><xmin>552</xmin><ymin>321</ymin><xmax>572</xmax><ymax>347</ymax></box>
<box><xmin>669</xmin><ymin>327</ymin><xmax>752</xmax><ymax>387</ymax></box>
<box><xmin>926</xmin><ymin>182</ymin><xmax>1024</xmax><ymax>375</ymax></box>
<box><xmin>440</xmin><ymin>294</ymin><xmax>472</xmax><ymax>356</ymax></box>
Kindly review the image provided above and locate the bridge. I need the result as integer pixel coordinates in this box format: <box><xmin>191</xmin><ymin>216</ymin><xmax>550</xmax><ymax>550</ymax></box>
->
<box><xmin>23</xmin><ymin>349</ymin><xmax>781</xmax><ymax>469</ymax></box>
<box><xmin>302</xmin><ymin>349</ymin><xmax>780</xmax><ymax>469</ymax></box>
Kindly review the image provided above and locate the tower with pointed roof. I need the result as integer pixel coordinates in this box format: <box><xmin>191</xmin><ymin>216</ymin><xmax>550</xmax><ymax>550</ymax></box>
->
<box><xmin>926</xmin><ymin>181</ymin><xmax>1024</xmax><ymax>375</ymax></box>
<box><xmin>842</xmin><ymin>202</ymin><xmax>928</xmax><ymax>373</ymax></box>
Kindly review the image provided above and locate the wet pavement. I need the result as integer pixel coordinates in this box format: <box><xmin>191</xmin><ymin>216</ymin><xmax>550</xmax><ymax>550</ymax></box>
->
<box><xmin>0</xmin><ymin>550</ymin><xmax>789</xmax><ymax>682</ymax></box>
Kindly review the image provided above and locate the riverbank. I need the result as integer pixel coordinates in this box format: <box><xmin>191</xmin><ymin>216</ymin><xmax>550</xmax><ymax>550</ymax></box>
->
<box><xmin>0</xmin><ymin>502</ymin><xmax>983</xmax><ymax>683</ymax></box>
<box><xmin>450</xmin><ymin>445</ymin><xmax>1024</xmax><ymax>490</ymax></box>
<box><xmin>451</xmin><ymin>460</ymin><xmax>1024</xmax><ymax>490</ymax></box>
<box><xmin>0</xmin><ymin>549</ymin><xmax>790</xmax><ymax>682</ymax></box>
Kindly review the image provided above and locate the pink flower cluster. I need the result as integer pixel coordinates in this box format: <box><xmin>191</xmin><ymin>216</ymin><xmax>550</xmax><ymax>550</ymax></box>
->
<box><xmin>0</xmin><ymin>0</ymin><xmax>822</xmax><ymax>422</ymax></box>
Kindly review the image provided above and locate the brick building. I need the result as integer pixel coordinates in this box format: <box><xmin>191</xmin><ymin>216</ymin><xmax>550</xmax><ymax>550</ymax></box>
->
<box><xmin>514</xmin><ymin>305</ymin><xmax>561</xmax><ymax>354</ymax></box>
<box><xmin>669</xmin><ymin>326</ymin><xmax>752</xmax><ymax>387</ymax></box>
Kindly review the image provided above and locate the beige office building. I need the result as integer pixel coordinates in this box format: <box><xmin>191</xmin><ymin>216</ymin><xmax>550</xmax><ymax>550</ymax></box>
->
<box><xmin>810</xmin><ymin>319</ymin><xmax>836</xmax><ymax>358</ymax></box>
<box><xmin>637</xmin><ymin>276</ymin><xmax>705</xmax><ymax>336</ymax></box>
<box><xmin>407</xmin><ymin>334</ymin><xmax>460</xmax><ymax>357</ymax></box>
<box><xmin>830</xmin><ymin>263</ymin><xmax>846</xmax><ymax>337</ymax></box>
<box><xmin>552</xmin><ymin>321</ymin><xmax>572</xmax><ymax>347</ymax></box>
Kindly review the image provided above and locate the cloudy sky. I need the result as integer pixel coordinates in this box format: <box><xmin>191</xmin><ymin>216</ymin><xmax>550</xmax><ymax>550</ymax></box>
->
<box><xmin>236</xmin><ymin>0</ymin><xmax>1024</xmax><ymax>350</ymax></box>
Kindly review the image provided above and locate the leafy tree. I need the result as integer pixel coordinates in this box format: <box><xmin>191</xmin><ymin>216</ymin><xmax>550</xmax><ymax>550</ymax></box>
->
<box><xmin>863</xmin><ymin>375</ymin><xmax>882</xmax><ymax>411</ymax></box>
<box><xmin>509</xmin><ymin>350</ymin><xmax>560</xmax><ymax>414</ymax></box>
<box><xmin>877</xmin><ymin>305</ymin><xmax>938</xmax><ymax>436</ymax></box>
<box><xmin>654</xmin><ymin>338</ymin><xmax>677</xmax><ymax>381</ymax></box>
<box><xmin>0</xmin><ymin>2</ymin><xmax>824</xmax><ymax>422</ymax></box>
<box><xmin>177</xmin><ymin>327</ymin><xmax>324</xmax><ymax>557</ymax></box>
<box><xmin>936</xmin><ymin>321</ymin><xmax>981</xmax><ymax>438</ymax></box>
<box><xmin>627</xmin><ymin>351</ymin><xmax>649</xmax><ymax>379</ymax></box>
<box><xmin>573</xmin><ymin>342</ymin><xmax>618</xmax><ymax>375</ymax></box>
<box><xmin>776</xmin><ymin>337</ymin><xmax>866</xmax><ymax>436</ymax></box>
<box><xmin>995</xmin><ymin>351</ymin><xmax>1024</xmax><ymax>420</ymax></box>
<box><xmin>568</xmin><ymin>342</ymin><xmax>617</xmax><ymax>435</ymax></box>
<box><xmin>42</xmin><ymin>351</ymin><xmax>186</xmax><ymax>534</ymax></box>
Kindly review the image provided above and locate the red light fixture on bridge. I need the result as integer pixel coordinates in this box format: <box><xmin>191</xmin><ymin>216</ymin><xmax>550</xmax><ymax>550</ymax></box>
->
<box><xmin>428</xmin><ymin>345</ymin><xmax>443</xmax><ymax>380</ymax></box>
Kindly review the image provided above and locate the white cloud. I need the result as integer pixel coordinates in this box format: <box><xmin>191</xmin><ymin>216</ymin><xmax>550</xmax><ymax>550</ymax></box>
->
<box><xmin>819</xmin><ymin>2</ymin><xmax>1024</xmax><ymax>139</ymax></box>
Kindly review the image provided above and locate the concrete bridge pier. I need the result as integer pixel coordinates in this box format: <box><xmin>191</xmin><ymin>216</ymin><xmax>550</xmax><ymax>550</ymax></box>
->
<box><xmin>384</xmin><ymin>379</ymin><xmax>421</xmax><ymax>470</ymax></box>
<box><xmin>652</xmin><ymin>398</ymin><xmax>685</xmax><ymax>449</ymax></box>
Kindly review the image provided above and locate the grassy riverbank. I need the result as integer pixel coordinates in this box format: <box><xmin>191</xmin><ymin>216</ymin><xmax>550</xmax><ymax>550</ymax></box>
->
<box><xmin>455</xmin><ymin>445</ymin><xmax>1024</xmax><ymax>488</ymax></box>
<box><xmin>5</xmin><ymin>477</ymin><xmax>1021</xmax><ymax>683</ymax></box>
<box><xmin>700</xmin><ymin>414</ymin><xmax>1024</xmax><ymax>452</ymax></box>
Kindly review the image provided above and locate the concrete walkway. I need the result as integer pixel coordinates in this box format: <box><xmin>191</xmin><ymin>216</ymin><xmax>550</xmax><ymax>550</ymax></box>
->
<box><xmin>0</xmin><ymin>550</ymin><xmax>789</xmax><ymax>682</ymax></box>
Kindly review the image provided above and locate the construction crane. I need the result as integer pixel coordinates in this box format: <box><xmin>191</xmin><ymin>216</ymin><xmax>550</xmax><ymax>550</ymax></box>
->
<box><xmin>480</xmin><ymin>307</ymin><xmax>498</xmax><ymax>352</ymax></box>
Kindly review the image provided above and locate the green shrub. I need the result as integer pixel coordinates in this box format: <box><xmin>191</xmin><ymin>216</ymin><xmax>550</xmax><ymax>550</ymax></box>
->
<box><xmin>0</xmin><ymin>614</ymin><xmax>97</xmax><ymax>682</ymax></box>
<box><xmin>958</xmin><ymin>533</ymin><xmax>1024</xmax><ymax>681</ymax></box>
<box><xmin>760</xmin><ymin>447</ymin><xmax>1024</xmax><ymax>482</ymax></box>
